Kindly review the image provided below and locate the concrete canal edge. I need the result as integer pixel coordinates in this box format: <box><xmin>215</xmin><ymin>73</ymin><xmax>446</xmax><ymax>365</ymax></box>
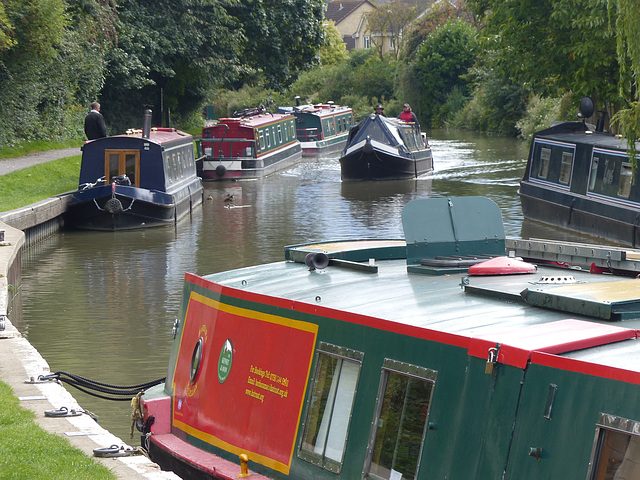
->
<box><xmin>0</xmin><ymin>198</ymin><xmax>180</xmax><ymax>480</ymax></box>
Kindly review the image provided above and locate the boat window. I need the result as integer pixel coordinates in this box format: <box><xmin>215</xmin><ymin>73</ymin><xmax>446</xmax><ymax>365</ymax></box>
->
<box><xmin>589</xmin><ymin>149</ymin><xmax>632</xmax><ymax>198</ymax></box>
<box><xmin>266</xmin><ymin>128</ymin><xmax>271</xmax><ymax>149</ymax></box>
<box><xmin>587</xmin><ymin>413</ymin><xmax>640</xmax><ymax>479</ymax></box>
<box><xmin>177</xmin><ymin>151</ymin><xmax>184</xmax><ymax>178</ymax></box>
<box><xmin>108</xmin><ymin>152</ymin><xmax>119</xmax><ymax>181</ymax></box>
<box><xmin>299</xmin><ymin>343</ymin><xmax>363</xmax><ymax>474</ymax></box>
<box><xmin>538</xmin><ymin>147</ymin><xmax>551</xmax><ymax>179</ymax></box>
<box><xmin>105</xmin><ymin>149</ymin><xmax>140</xmax><ymax>187</ymax></box>
<box><xmin>400</xmin><ymin>125</ymin><xmax>421</xmax><ymax>151</ymax></box>
<box><xmin>559</xmin><ymin>151</ymin><xmax>573</xmax><ymax>185</ymax></box>
<box><xmin>588</xmin><ymin>157</ymin><xmax>599</xmax><ymax>191</ymax></box>
<box><xmin>364</xmin><ymin>359</ymin><xmax>436</xmax><ymax>480</ymax></box>
<box><xmin>277</xmin><ymin>124</ymin><xmax>283</xmax><ymax>143</ymax></box>
<box><xmin>172</xmin><ymin>154</ymin><xmax>178</xmax><ymax>179</ymax></box>
<box><xmin>387</xmin><ymin>124</ymin><xmax>404</xmax><ymax>146</ymax></box>
<box><xmin>165</xmin><ymin>154</ymin><xmax>173</xmax><ymax>183</ymax></box>
<box><xmin>618</xmin><ymin>164</ymin><xmax>633</xmax><ymax>198</ymax></box>
<box><xmin>259</xmin><ymin>130</ymin><xmax>265</xmax><ymax>151</ymax></box>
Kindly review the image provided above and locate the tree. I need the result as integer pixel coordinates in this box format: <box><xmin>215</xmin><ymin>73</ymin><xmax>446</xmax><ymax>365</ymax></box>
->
<box><xmin>100</xmin><ymin>0</ymin><xmax>244</xmax><ymax>130</ymax></box>
<box><xmin>0</xmin><ymin>3</ymin><xmax>15</xmax><ymax>52</ymax></box>
<box><xmin>320</xmin><ymin>20</ymin><xmax>348</xmax><ymax>67</ymax></box>
<box><xmin>366</xmin><ymin>0</ymin><xmax>417</xmax><ymax>61</ymax></box>
<box><xmin>228</xmin><ymin>0</ymin><xmax>325</xmax><ymax>90</ymax></box>
<box><xmin>412</xmin><ymin>19</ymin><xmax>478</xmax><ymax>126</ymax></box>
<box><xmin>0</xmin><ymin>0</ymin><xmax>114</xmax><ymax>146</ymax></box>
<box><xmin>468</xmin><ymin>0</ymin><xmax>620</xmax><ymax>108</ymax></box>
<box><xmin>610</xmin><ymin>0</ymin><xmax>640</xmax><ymax>173</ymax></box>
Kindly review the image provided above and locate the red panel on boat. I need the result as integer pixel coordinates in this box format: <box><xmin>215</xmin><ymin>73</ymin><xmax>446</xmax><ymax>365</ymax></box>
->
<box><xmin>467</xmin><ymin>256</ymin><xmax>537</xmax><ymax>275</ymax></box>
<box><xmin>149</xmin><ymin>433</ymin><xmax>271</xmax><ymax>480</ymax></box>
<box><xmin>468</xmin><ymin>319</ymin><xmax>637</xmax><ymax>368</ymax></box>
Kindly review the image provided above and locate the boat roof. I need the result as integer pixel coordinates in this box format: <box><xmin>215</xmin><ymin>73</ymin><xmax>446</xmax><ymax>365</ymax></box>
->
<box><xmin>209</xmin><ymin>112</ymin><xmax>293</xmax><ymax>129</ymax></box>
<box><xmin>295</xmin><ymin>104</ymin><xmax>352</xmax><ymax>117</ymax></box>
<box><xmin>92</xmin><ymin>127</ymin><xmax>192</xmax><ymax>147</ymax></box>
<box><xmin>347</xmin><ymin>114</ymin><xmax>420</xmax><ymax>148</ymax></box>
<box><xmin>202</xmin><ymin>197</ymin><xmax>640</xmax><ymax>376</ymax></box>
<box><xmin>534</xmin><ymin>121</ymin><xmax>635</xmax><ymax>151</ymax></box>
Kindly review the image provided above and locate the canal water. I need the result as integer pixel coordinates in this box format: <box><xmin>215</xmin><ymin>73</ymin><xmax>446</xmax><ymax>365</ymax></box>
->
<box><xmin>14</xmin><ymin>129</ymin><xmax>587</xmax><ymax>443</ymax></box>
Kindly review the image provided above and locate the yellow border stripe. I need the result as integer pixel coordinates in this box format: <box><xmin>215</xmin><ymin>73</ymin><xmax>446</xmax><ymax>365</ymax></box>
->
<box><xmin>190</xmin><ymin>291</ymin><xmax>319</xmax><ymax>334</ymax></box>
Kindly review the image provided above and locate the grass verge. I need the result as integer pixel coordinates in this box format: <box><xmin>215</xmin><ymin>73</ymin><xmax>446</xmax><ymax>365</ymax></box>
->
<box><xmin>0</xmin><ymin>156</ymin><xmax>81</xmax><ymax>212</ymax></box>
<box><xmin>0</xmin><ymin>380</ymin><xmax>115</xmax><ymax>480</ymax></box>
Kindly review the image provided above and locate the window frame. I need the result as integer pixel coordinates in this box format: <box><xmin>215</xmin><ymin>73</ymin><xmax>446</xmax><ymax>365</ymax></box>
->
<box><xmin>363</xmin><ymin>359</ymin><xmax>437</xmax><ymax>480</ymax></box>
<box><xmin>586</xmin><ymin>413</ymin><xmax>640</xmax><ymax>480</ymax></box>
<box><xmin>105</xmin><ymin>149</ymin><xmax>140</xmax><ymax>187</ymax></box>
<box><xmin>298</xmin><ymin>342</ymin><xmax>364</xmax><ymax>474</ymax></box>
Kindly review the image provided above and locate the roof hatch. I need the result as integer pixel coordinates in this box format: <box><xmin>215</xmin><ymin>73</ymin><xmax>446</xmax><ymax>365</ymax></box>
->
<box><xmin>521</xmin><ymin>278</ymin><xmax>640</xmax><ymax>321</ymax></box>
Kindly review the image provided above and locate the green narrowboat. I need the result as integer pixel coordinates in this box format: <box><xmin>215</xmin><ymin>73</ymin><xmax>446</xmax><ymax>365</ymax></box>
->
<box><xmin>278</xmin><ymin>101</ymin><xmax>355</xmax><ymax>156</ymax></box>
<box><xmin>140</xmin><ymin>196</ymin><xmax>640</xmax><ymax>480</ymax></box>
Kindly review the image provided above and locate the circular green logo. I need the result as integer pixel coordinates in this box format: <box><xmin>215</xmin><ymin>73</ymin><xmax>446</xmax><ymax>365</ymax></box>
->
<box><xmin>218</xmin><ymin>339</ymin><xmax>233</xmax><ymax>383</ymax></box>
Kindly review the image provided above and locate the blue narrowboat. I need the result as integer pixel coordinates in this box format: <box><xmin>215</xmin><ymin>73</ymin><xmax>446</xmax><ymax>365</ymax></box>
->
<box><xmin>65</xmin><ymin>112</ymin><xmax>203</xmax><ymax>231</ymax></box>
<box><xmin>140</xmin><ymin>196</ymin><xmax>640</xmax><ymax>480</ymax></box>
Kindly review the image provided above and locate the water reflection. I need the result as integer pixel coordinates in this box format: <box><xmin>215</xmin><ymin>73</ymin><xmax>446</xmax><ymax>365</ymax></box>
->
<box><xmin>16</xmin><ymin>129</ymin><xmax>552</xmax><ymax>441</ymax></box>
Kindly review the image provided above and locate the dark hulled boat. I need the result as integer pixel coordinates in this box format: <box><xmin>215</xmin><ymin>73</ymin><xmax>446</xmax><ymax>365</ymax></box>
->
<box><xmin>65</xmin><ymin>113</ymin><xmax>203</xmax><ymax>231</ymax></box>
<box><xmin>198</xmin><ymin>107</ymin><xmax>302</xmax><ymax>180</ymax></box>
<box><xmin>139</xmin><ymin>196</ymin><xmax>640</xmax><ymax>480</ymax></box>
<box><xmin>278</xmin><ymin>102</ymin><xmax>355</xmax><ymax>156</ymax></box>
<box><xmin>519</xmin><ymin>117</ymin><xmax>640</xmax><ymax>247</ymax></box>
<box><xmin>339</xmin><ymin>114</ymin><xmax>433</xmax><ymax>181</ymax></box>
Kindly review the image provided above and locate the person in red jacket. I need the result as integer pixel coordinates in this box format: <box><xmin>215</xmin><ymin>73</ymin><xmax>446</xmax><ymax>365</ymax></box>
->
<box><xmin>398</xmin><ymin>103</ymin><xmax>419</xmax><ymax>125</ymax></box>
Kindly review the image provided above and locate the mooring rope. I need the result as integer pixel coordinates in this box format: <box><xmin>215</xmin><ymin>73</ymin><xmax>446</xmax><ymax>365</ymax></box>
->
<box><xmin>39</xmin><ymin>371</ymin><xmax>165</xmax><ymax>402</ymax></box>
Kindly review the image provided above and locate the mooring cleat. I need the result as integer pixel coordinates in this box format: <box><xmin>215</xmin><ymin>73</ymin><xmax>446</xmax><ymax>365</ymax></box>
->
<box><xmin>93</xmin><ymin>445</ymin><xmax>140</xmax><ymax>458</ymax></box>
<box><xmin>44</xmin><ymin>406</ymin><xmax>83</xmax><ymax>418</ymax></box>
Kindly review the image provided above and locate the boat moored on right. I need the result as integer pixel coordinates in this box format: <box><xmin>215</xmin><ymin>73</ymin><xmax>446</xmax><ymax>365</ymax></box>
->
<box><xmin>519</xmin><ymin>108</ymin><xmax>640</xmax><ymax>247</ymax></box>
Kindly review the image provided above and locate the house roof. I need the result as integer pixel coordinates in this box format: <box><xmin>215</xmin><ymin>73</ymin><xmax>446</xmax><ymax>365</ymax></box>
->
<box><xmin>326</xmin><ymin>1</ymin><xmax>375</xmax><ymax>25</ymax></box>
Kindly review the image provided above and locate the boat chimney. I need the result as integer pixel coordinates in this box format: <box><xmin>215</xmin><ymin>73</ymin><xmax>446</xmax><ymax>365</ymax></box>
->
<box><xmin>596</xmin><ymin>112</ymin><xmax>605</xmax><ymax>132</ymax></box>
<box><xmin>142</xmin><ymin>109</ymin><xmax>152</xmax><ymax>139</ymax></box>
<box><xmin>295</xmin><ymin>96</ymin><xmax>301</xmax><ymax>107</ymax></box>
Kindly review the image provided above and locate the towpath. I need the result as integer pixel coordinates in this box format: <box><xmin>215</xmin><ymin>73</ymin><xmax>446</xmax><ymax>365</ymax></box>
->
<box><xmin>0</xmin><ymin>147</ymin><xmax>81</xmax><ymax>175</ymax></box>
<box><xmin>0</xmin><ymin>146</ymin><xmax>180</xmax><ymax>479</ymax></box>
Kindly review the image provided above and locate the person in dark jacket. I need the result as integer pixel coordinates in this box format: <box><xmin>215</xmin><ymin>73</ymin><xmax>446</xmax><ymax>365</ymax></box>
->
<box><xmin>398</xmin><ymin>103</ymin><xmax>419</xmax><ymax>125</ymax></box>
<box><xmin>374</xmin><ymin>104</ymin><xmax>385</xmax><ymax>116</ymax></box>
<box><xmin>84</xmin><ymin>102</ymin><xmax>107</xmax><ymax>140</ymax></box>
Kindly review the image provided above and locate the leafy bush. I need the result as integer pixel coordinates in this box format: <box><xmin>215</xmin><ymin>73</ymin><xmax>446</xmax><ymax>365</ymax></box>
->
<box><xmin>412</xmin><ymin>19</ymin><xmax>478</xmax><ymax>127</ymax></box>
<box><xmin>515</xmin><ymin>93</ymin><xmax>574</xmax><ymax>140</ymax></box>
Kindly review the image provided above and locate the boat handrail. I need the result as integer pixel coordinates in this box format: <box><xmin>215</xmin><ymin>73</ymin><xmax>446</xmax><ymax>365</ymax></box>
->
<box><xmin>297</xmin><ymin>128</ymin><xmax>319</xmax><ymax>142</ymax></box>
<box><xmin>506</xmin><ymin>238</ymin><xmax>640</xmax><ymax>273</ymax></box>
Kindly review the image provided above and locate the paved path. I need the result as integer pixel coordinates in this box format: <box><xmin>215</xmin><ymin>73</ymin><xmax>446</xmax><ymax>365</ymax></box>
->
<box><xmin>0</xmin><ymin>147</ymin><xmax>81</xmax><ymax>175</ymax></box>
<box><xmin>0</xmin><ymin>148</ymin><xmax>181</xmax><ymax>479</ymax></box>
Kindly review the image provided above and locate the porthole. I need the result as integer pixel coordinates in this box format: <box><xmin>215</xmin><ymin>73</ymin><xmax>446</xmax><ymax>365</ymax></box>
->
<box><xmin>190</xmin><ymin>337</ymin><xmax>204</xmax><ymax>384</ymax></box>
